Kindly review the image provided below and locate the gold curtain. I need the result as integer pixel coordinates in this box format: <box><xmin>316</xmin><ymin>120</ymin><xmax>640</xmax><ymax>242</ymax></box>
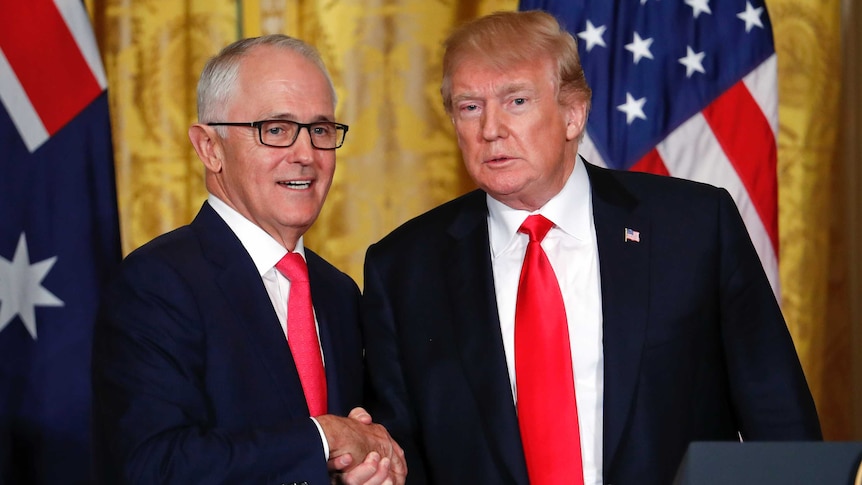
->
<box><xmin>86</xmin><ymin>0</ymin><xmax>237</xmax><ymax>252</ymax></box>
<box><xmin>769</xmin><ymin>0</ymin><xmax>849</xmax><ymax>439</ymax></box>
<box><xmin>86</xmin><ymin>0</ymin><xmax>855</xmax><ymax>439</ymax></box>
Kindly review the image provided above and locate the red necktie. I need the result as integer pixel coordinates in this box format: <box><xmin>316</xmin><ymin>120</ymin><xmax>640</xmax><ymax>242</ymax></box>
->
<box><xmin>276</xmin><ymin>252</ymin><xmax>327</xmax><ymax>417</ymax></box>
<box><xmin>515</xmin><ymin>215</ymin><xmax>584</xmax><ymax>485</ymax></box>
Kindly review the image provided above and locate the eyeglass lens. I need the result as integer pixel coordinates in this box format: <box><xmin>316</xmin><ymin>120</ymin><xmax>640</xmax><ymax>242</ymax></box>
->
<box><xmin>260</xmin><ymin>120</ymin><xmax>344</xmax><ymax>149</ymax></box>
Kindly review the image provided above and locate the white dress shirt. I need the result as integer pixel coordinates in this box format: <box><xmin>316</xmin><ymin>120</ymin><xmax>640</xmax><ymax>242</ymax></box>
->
<box><xmin>207</xmin><ymin>194</ymin><xmax>330</xmax><ymax>458</ymax></box>
<box><xmin>487</xmin><ymin>158</ymin><xmax>604</xmax><ymax>485</ymax></box>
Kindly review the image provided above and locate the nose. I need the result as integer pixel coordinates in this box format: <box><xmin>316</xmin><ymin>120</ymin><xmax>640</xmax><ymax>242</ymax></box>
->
<box><xmin>481</xmin><ymin>103</ymin><xmax>508</xmax><ymax>141</ymax></box>
<box><xmin>290</xmin><ymin>126</ymin><xmax>315</xmax><ymax>163</ymax></box>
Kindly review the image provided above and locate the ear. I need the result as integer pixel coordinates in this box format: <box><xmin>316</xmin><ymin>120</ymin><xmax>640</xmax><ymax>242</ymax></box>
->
<box><xmin>189</xmin><ymin>124</ymin><xmax>224</xmax><ymax>173</ymax></box>
<box><xmin>564</xmin><ymin>99</ymin><xmax>588</xmax><ymax>142</ymax></box>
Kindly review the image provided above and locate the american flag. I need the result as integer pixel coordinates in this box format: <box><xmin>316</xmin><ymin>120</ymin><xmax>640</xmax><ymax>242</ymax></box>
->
<box><xmin>0</xmin><ymin>0</ymin><xmax>120</xmax><ymax>482</ymax></box>
<box><xmin>519</xmin><ymin>0</ymin><xmax>780</xmax><ymax>297</ymax></box>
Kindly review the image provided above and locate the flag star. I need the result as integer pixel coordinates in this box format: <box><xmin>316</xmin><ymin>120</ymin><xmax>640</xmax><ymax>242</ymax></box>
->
<box><xmin>0</xmin><ymin>233</ymin><xmax>64</xmax><ymax>339</ymax></box>
<box><xmin>625</xmin><ymin>32</ymin><xmax>654</xmax><ymax>64</ymax></box>
<box><xmin>685</xmin><ymin>0</ymin><xmax>712</xmax><ymax>18</ymax></box>
<box><xmin>617</xmin><ymin>92</ymin><xmax>648</xmax><ymax>124</ymax></box>
<box><xmin>678</xmin><ymin>46</ymin><xmax>706</xmax><ymax>77</ymax></box>
<box><xmin>577</xmin><ymin>20</ymin><xmax>607</xmax><ymax>52</ymax></box>
<box><xmin>737</xmin><ymin>1</ymin><xmax>765</xmax><ymax>32</ymax></box>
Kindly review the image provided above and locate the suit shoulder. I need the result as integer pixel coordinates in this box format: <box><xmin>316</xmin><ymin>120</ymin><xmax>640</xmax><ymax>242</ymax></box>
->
<box><xmin>372</xmin><ymin>189</ymin><xmax>485</xmax><ymax>248</ymax></box>
<box><xmin>305</xmin><ymin>249</ymin><xmax>360</xmax><ymax>293</ymax></box>
<box><xmin>587</xmin><ymin>163</ymin><xmax>728</xmax><ymax>208</ymax></box>
<box><xmin>122</xmin><ymin>224</ymin><xmax>201</xmax><ymax>268</ymax></box>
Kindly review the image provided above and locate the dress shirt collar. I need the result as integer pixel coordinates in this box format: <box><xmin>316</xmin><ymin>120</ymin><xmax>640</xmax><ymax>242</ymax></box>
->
<box><xmin>207</xmin><ymin>194</ymin><xmax>306</xmax><ymax>276</ymax></box>
<box><xmin>487</xmin><ymin>155</ymin><xmax>592</xmax><ymax>257</ymax></box>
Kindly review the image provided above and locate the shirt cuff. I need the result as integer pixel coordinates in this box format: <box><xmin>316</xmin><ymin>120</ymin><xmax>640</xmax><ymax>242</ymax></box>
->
<box><xmin>311</xmin><ymin>416</ymin><xmax>330</xmax><ymax>461</ymax></box>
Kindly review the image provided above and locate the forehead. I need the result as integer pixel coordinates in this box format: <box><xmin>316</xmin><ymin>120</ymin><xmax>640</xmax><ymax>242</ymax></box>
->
<box><xmin>450</xmin><ymin>56</ymin><xmax>556</xmax><ymax>98</ymax></box>
<box><xmin>229</xmin><ymin>45</ymin><xmax>334</xmax><ymax>118</ymax></box>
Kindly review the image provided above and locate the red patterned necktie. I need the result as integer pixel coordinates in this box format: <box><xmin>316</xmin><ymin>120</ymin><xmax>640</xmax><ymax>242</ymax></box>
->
<box><xmin>276</xmin><ymin>252</ymin><xmax>327</xmax><ymax>417</ymax></box>
<box><xmin>515</xmin><ymin>214</ymin><xmax>584</xmax><ymax>485</ymax></box>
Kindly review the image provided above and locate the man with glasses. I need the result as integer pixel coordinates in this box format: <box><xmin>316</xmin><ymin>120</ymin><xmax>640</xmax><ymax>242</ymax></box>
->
<box><xmin>92</xmin><ymin>35</ymin><xmax>405</xmax><ymax>485</ymax></box>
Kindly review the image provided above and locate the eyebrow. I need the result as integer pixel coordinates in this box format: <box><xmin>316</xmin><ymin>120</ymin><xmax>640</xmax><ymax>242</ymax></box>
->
<box><xmin>264</xmin><ymin>113</ymin><xmax>335</xmax><ymax>123</ymax></box>
<box><xmin>452</xmin><ymin>82</ymin><xmax>536</xmax><ymax>104</ymax></box>
<box><xmin>499</xmin><ymin>82</ymin><xmax>534</xmax><ymax>96</ymax></box>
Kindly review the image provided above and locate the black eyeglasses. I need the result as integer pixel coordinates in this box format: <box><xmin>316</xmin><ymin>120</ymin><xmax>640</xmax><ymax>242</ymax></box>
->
<box><xmin>207</xmin><ymin>119</ymin><xmax>349</xmax><ymax>150</ymax></box>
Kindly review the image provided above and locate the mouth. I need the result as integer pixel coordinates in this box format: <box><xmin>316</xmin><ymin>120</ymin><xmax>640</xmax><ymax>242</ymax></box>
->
<box><xmin>278</xmin><ymin>180</ymin><xmax>312</xmax><ymax>190</ymax></box>
<box><xmin>485</xmin><ymin>155</ymin><xmax>513</xmax><ymax>164</ymax></box>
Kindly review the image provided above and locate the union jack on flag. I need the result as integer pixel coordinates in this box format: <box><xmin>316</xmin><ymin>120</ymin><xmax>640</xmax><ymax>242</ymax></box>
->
<box><xmin>519</xmin><ymin>0</ymin><xmax>780</xmax><ymax>297</ymax></box>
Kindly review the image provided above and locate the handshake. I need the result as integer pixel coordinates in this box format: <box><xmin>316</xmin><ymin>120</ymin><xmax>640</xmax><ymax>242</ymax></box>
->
<box><xmin>318</xmin><ymin>408</ymin><xmax>407</xmax><ymax>485</ymax></box>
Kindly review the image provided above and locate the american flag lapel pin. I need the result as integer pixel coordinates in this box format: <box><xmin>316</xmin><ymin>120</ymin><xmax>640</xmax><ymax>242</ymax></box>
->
<box><xmin>624</xmin><ymin>228</ymin><xmax>640</xmax><ymax>243</ymax></box>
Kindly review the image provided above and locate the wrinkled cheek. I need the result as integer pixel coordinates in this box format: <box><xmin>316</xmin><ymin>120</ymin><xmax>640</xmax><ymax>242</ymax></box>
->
<box><xmin>454</xmin><ymin>129</ymin><xmax>477</xmax><ymax>153</ymax></box>
<box><xmin>467</xmin><ymin>164</ymin><xmax>503</xmax><ymax>194</ymax></box>
<box><xmin>463</xmin><ymin>158</ymin><xmax>484</xmax><ymax>181</ymax></box>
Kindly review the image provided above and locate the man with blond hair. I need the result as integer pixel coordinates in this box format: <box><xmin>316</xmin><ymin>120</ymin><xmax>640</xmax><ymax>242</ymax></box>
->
<box><xmin>361</xmin><ymin>10</ymin><xmax>819</xmax><ymax>485</ymax></box>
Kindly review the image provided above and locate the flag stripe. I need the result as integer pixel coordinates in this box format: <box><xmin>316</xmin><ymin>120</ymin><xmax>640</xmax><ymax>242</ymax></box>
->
<box><xmin>657</xmin><ymin>112</ymin><xmax>731</xmax><ymax>185</ymax></box>
<box><xmin>630</xmin><ymin>148</ymin><xmax>669</xmax><ymax>176</ymax></box>
<box><xmin>578</xmin><ymin>132</ymin><xmax>608</xmax><ymax>168</ymax></box>
<box><xmin>0</xmin><ymin>49</ymin><xmax>49</xmax><ymax>152</ymax></box>
<box><xmin>0</xmin><ymin>0</ymin><xmax>102</xmax><ymax>136</ymax></box>
<box><xmin>702</xmin><ymin>81</ymin><xmax>778</xmax><ymax>252</ymax></box>
<box><xmin>743</xmin><ymin>55</ymin><xmax>779</xmax><ymax>136</ymax></box>
<box><xmin>53</xmin><ymin>0</ymin><xmax>108</xmax><ymax>88</ymax></box>
<box><xmin>657</xmin><ymin>109</ymin><xmax>779</xmax><ymax>294</ymax></box>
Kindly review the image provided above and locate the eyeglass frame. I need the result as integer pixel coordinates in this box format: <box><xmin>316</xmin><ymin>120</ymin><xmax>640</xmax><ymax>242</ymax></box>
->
<box><xmin>206</xmin><ymin>119</ymin><xmax>350</xmax><ymax>150</ymax></box>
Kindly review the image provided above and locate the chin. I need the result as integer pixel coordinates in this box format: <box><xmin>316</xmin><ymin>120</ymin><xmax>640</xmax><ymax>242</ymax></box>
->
<box><xmin>482</xmin><ymin>179</ymin><xmax>524</xmax><ymax>197</ymax></box>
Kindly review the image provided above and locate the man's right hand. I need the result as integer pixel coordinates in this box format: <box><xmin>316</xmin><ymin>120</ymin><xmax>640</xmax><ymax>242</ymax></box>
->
<box><xmin>331</xmin><ymin>452</ymin><xmax>393</xmax><ymax>485</ymax></box>
<box><xmin>317</xmin><ymin>407</ymin><xmax>406</xmax><ymax>485</ymax></box>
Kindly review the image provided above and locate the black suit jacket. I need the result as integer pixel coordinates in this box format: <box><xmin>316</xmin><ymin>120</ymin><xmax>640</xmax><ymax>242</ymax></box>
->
<box><xmin>361</xmin><ymin>162</ymin><xmax>820</xmax><ymax>485</ymax></box>
<box><xmin>92</xmin><ymin>202</ymin><xmax>363</xmax><ymax>485</ymax></box>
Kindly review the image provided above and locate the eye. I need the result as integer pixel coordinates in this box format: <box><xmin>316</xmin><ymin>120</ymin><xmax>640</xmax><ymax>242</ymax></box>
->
<box><xmin>311</xmin><ymin>123</ymin><xmax>334</xmax><ymax>136</ymax></box>
<box><xmin>461</xmin><ymin>104</ymin><xmax>478</xmax><ymax>112</ymax></box>
<box><xmin>513</xmin><ymin>97</ymin><xmax>527</xmax><ymax>106</ymax></box>
<box><xmin>264</xmin><ymin>121</ymin><xmax>289</xmax><ymax>135</ymax></box>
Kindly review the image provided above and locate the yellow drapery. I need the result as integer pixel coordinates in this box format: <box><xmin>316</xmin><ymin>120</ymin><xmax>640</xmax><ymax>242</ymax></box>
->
<box><xmin>86</xmin><ymin>0</ymin><xmax>853</xmax><ymax>439</ymax></box>
<box><xmin>770</xmin><ymin>0</ymin><xmax>849</xmax><ymax>439</ymax></box>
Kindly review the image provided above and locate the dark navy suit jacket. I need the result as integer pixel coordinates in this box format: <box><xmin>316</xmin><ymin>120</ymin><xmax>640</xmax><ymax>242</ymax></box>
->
<box><xmin>92</xmin><ymin>202</ymin><xmax>363</xmax><ymax>485</ymax></box>
<box><xmin>361</xmin><ymin>161</ymin><xmax>821</xmax><ymax>485</ymax></box>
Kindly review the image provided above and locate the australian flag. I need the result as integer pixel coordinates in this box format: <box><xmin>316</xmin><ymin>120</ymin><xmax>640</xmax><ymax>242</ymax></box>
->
<box><xmin>520</xmin><ymin>0</ymin><xmax>780</xmax><ymax>297</ymax></box>
<box><xmin>0</xmin><ymin>1</ymin><xmax>120</xmax><ymax>482</ymax></box>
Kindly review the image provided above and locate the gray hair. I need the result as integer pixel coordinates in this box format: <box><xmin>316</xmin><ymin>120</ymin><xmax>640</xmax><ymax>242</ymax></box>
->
<box><xmin>196</xmin><ymin>34</ymin><xmax>337</xmax><ymax>127</ymax></box>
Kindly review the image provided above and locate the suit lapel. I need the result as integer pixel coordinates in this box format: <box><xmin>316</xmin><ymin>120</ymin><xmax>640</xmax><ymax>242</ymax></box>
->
<box><xmin>192</xmin><ymin>203</ymin><xmax>309</xmax><ymax>419</ymax></box>
<box><xmin>446</xmin><ymin>192</ymin><xmax>529</xmax><ymax>484</ymax></box>
<box><xmin>306</xmin><ymin>253</ymin><xmax>348</xmax><ymax>416</ymax></box>
<box><xmin>585</xmin><ymin>164</ymin><xmax>651</xmax><ymax>473</ymax></box>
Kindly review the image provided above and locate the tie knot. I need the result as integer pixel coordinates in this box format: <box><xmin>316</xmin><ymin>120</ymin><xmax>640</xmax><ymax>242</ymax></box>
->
<box><xmin>519</xmin><ymin>214</ymin><xmax>555</xmax><ymax>242</ymax></box>
<box><xmin>275</xmin><ymin>252</ymin><xmax>309</xmax><ymax>283</ymax></box>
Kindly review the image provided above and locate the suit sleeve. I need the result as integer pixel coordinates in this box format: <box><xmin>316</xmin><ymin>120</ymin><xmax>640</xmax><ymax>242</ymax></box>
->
<box><xmin>361</xmin><ymin>245</ymin><xmax>429</xmax><ymax>484</ymax></box>
<box><xmin>715</xmin><ymin>188</ymin><xmax>822</xmax><ymax>440</ymax></box>
<box><xmin>91</xmin><ymin>253</ymin><xmax>329</xmax><ymax>485</ymax></box>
